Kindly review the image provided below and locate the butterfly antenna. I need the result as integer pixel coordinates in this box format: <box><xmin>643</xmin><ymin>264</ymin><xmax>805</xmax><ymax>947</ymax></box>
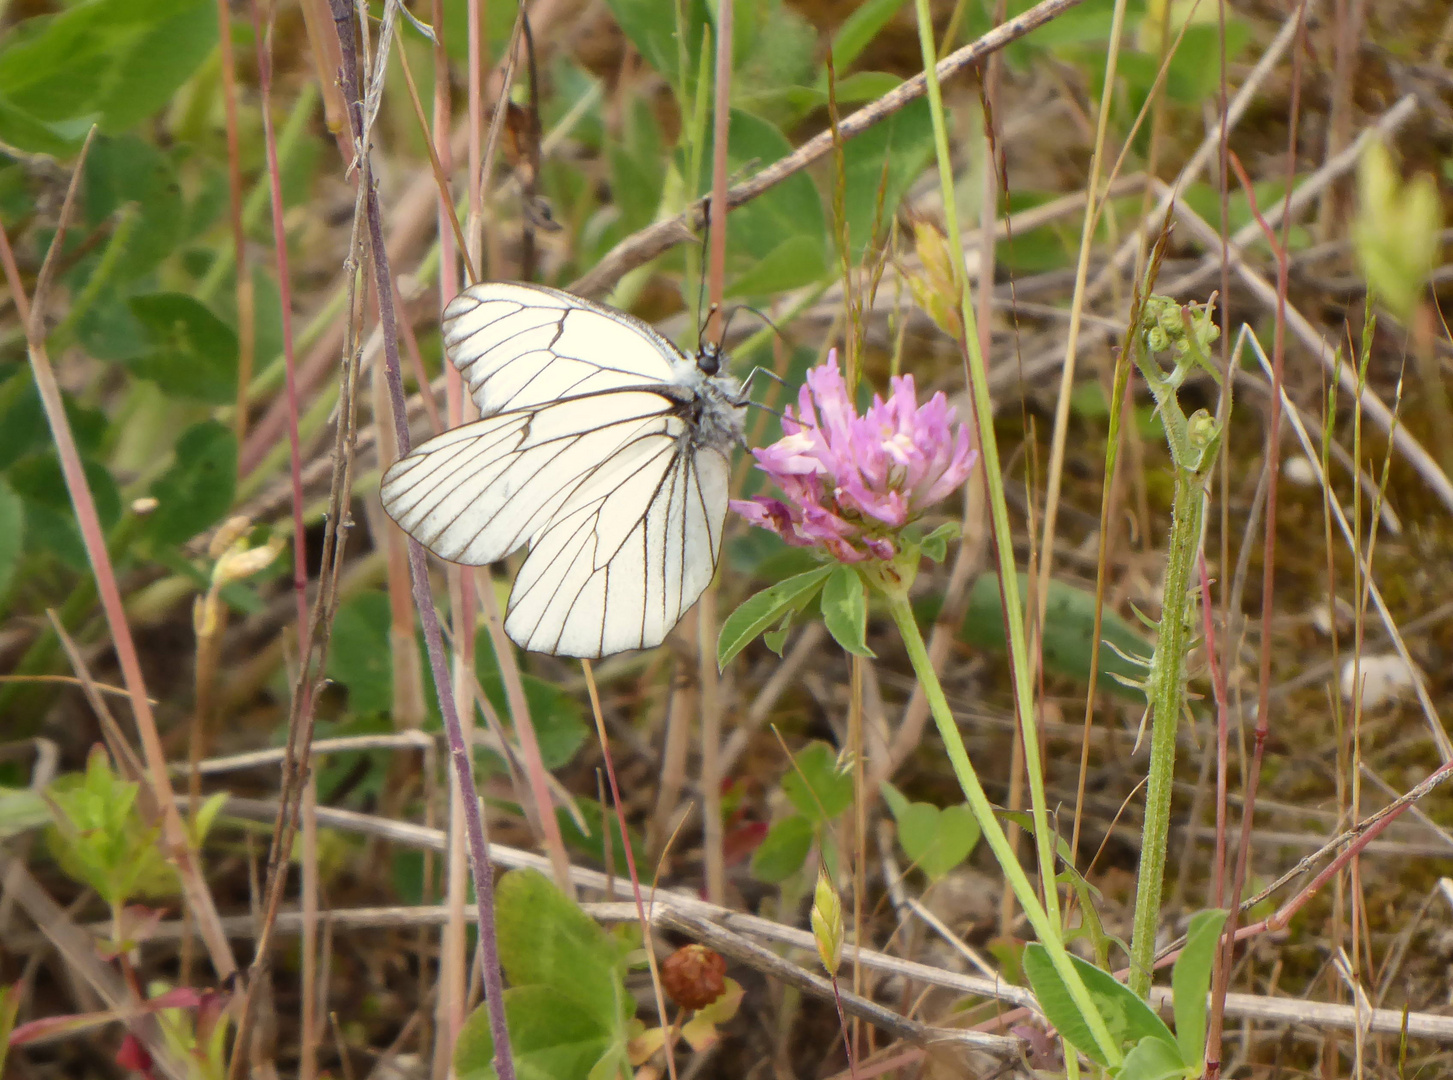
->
<box><xmin>700</xmin><ymin>300</ymin><xmax>722</xmax><ymax>347</ymax></box>
<box><xmin>727</xmin><ymin>304</ymin><xmax>786</xmax><ymax>344</ymax></box>
<box><xmin>696</xmin><ymin>212</ymin><xmax>714</xmax><ymax>335</ymax></box>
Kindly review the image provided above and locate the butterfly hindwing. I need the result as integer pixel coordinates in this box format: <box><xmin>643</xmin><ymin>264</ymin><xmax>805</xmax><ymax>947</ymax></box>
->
<box><xmin>380</xmin><ymin>391</ymin><xmax>681</xmax><ymax>570</ymax></box>
<box><xmin>504</xmin><ymin>443</ymin><xmax>731</xmax><ymax>657</ymax></box>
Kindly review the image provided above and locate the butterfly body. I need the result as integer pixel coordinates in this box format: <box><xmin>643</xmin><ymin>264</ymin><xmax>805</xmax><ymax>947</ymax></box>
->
<box><xmin>381</xmin><ymin>282</ymin><xmax>745</xmax><ymax>658</ymax></box>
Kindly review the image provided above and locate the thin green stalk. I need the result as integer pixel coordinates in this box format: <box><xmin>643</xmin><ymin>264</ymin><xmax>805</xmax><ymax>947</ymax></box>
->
<box><xmin>884</xmin><ymin>592</ymin><xmax>1123</xmax><ymax>1068</ymax></box>
<box><xmin>911</xmin><ymin>0</ymin><xmax>1062</xmax><ymax>941</ymax></box>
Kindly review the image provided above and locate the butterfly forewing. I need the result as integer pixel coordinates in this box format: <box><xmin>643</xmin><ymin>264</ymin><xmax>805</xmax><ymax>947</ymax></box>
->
<box><xmin>445</xmin><ymin>282</ymin><xmax>679</xmax><ymax>416</ymax></box>
<box><xmin>382</xmin><ymin>281</ymin><xmax>743</xmax><ymax>659</ymax></box>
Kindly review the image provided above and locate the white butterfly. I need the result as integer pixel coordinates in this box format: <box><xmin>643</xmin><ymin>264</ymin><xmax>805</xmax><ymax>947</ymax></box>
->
<box><xmin>381</xmin><ymin>281</ymin><xmax>747</xmax><ymax>659</ymax></box>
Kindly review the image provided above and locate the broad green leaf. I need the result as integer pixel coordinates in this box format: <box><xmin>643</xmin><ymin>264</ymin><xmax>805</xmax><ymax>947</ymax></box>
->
<box><xmin>821</xmin><ymin>565</ymin><xmax>874</xmax><ymax>657</ymax></box>
<box><xmin>880</xmin><ymin>782</ymin><xmax>979</xmax><ymax>882</ymax></box>
<box><xmin>750</xmin><ymin>813</ymin><xmax>813</xmax><ymax>883</ymax></box>
<box><xmin>1021</xmin><ymin>944</ymin><xmax>1108</xmax><ymax>1066</ymax></box>
<box><xmin>603</xmin><ymin>0</ymin><xmax>709</xmax><ymax>85</ymax></box>
<box><xmin>0</xmin><ymin>372</ymin><xmax>47</xmax><ymax>471</ymax></box>
<box><xmin>831</xmin><ymin>70</ymin><xmax>902</xmax><ymax>103</ymax></box>
<box><xmin>917</xmin><ymin>805</ymin><xmax>978</xmax><ymax>881</ymax></box>
<box><xmin>1022</xmin><ymin>945</ymin><xmax>1178</xmax><ymax>1067</ymax></box>
<box><xmin>829</xmin><ymin>0</ymin><xmax>909</xmax><ymax>71</ymax></box>
<box><xmin>0</xmin><ymin>89</ymin><xmax>83</xmax><ymax>156</ymax></box>
<box><xmin>724</xmin><ymin>234</ymin><xmax>828</xmax><ymax>298</ymax></box>
<box><xmin>1118</xmin><ymin>1035</ymin><xmax>1190</xmax><ymax>1080</ymax></box>
<box><xmin>607</xmin><ymin>96</ymin><xmax>666</xmax><ymax>234</ymax></box>
<box><xmin>326</xmin><ymin>592</ymin><xmax>393</xmax><ymax>716</ymax></box>
<box><xmin>839</xmin><ymin>98</ymin><xmax>934</xmax><ymax>261</ymax></box>
<box><xmin>477</xmin><ymin>634</ymin><xmax>587</xmax><ymax>769</ymax></box>
<box><xmin>8</xmin><ymin>454</ymin><xmax>121</xmax><ymax>530</ymax></box>
<box><xmin>782</xmin><ymin>742</ymin><xmax>853</xmax><ymax>822</ymax></box>
<box><xmin>1171</xmin><ymin>909</ymin><xmax>1228</xmax><ymax>1068</ymax></box>
<box><xmin>455</xmin><ymin>984</ymin><xmax>616</xmax><ymax>1080</ymax></box>
<box><xmin>76</xmin><ymin>291</ymin><xmax>149</xmax><ymax>362</ymax></box>
<box><xmin>81</xmin><ymin>134</ymin><xmax>183</xmax><ymax>280</ymax></box>
<box><xmin>698</xmin><ymin>110</ymin><xmax>825</xmax><ymax>270</ymax></box>
<box><xmin>744</xmin><ymin>71</ymin><xmax>900</xmax><ymax>122</ymax></box>
<box><xmin>1164</xmin><ymin>22</ymin><xmax>1250</xmax><ymax>103</ymax></box>
<box><xmin>731</xmin><ymin>0</ymin><xmax>815</xmax><ymax>112</ymax></box>
<box><xmin>717</xmin><ymin>564</ymin><xmax>832</xmax><ymax>668</ymax></box>
<box><xmin>9</xmin><ymin>454</ymin><xmax>121</xmax><ymax>570</ymax></box>
<box><xmin>0</xmin><ymin>0</ymin><xmax>216</xmax><ymax>149</ymax></box>
<box><xmin>494</xmin><ymin>869</ymin><xmax>632</xmax><ymax>1021</ymax></box>
<box><xmin>0</xmin><ymin>480</ymin><xmax>23</xmax><ymax>601</ymax></box>
<box><xmin>145</xmin><ymin>421</ymin><xmax>237</xmax><ymax>546</ymax></box>
<box><xmin>126</xmin><ymin>293</ymin><xmax>239</xmax><ymax>404</ymax></box>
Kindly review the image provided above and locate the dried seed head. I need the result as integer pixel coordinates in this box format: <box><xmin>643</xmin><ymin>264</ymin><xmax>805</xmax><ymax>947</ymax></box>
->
<box><xmin>811</xmin><ymin>868</ymin><xmax>844</xmax><ymax>977</ymax></box>
<box><xmin>906</xmin><ymin>217</ymin><xmax>963</xmax><ymax>341</ymax></box>
<box><xmin>660</xmin><ymin>944</ymin><xmax>727</xmax><ymax>1011</ymax></box>
<box><xmin>212</xmin><ymin>535</ymin><xmax>286</xmax><ymax>588</ymax></box>
<box><xmin>208</xmin><ymin>515</ymin><xmax>254</xmax><ymax>559</ymax></box>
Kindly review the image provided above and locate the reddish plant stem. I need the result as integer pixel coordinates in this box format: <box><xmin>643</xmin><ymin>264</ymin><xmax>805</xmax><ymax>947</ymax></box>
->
<box><xmin>1205</xmin><ymin>8</ymin><xmax>1308</xmax><ymax>1074</ymax></box>
<box><xmin>329</xmin><ymin>5</ymin><xmax>515</xmax><ymax>1079</ymax></box>
<box><xmin>1202</xmin><ymin>548</ymin><xmax>1231</xmax><ymax>938</ymax></box>
<box><xmin>1212</xmin><ymin>0</ymin><xmax>1233</xmax><ymax>910</ymax></box>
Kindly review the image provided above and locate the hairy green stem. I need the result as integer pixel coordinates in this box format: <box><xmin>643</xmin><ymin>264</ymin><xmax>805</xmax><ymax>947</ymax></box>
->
<box><xmin>1126</xmin><ymin>296</ymin><xmax>1222</xmax><ymax>999</ymax></box>
<box><xmin>885</xmin><ymin>593</ymin><xmax>1124</xmax><ymax>1068</ymax></box>
<box><xmin>1128</xmin><ymin>457</ymin><xmax>1206</xmax><ymax>996</ymax></box>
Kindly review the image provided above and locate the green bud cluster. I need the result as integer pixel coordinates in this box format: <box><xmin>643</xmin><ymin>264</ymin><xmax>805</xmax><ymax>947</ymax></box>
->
<box><xmin>1140</xmin><ymin>295</ymin><xmax>1220</xmax><ymax>359</ymax></box>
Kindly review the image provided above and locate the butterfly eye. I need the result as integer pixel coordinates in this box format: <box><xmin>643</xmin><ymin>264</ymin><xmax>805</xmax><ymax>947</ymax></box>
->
<box><xmin>697</xmin><ymin>342</ymin><xmax>722</xmax><ymax>376</ymax></box>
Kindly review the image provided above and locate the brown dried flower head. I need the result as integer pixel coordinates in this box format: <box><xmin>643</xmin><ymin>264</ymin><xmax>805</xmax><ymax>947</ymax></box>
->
<box><xmin>660</xmin><ymin>944</ymin><xmax>727</xmax><ymax>1011</ymax></box>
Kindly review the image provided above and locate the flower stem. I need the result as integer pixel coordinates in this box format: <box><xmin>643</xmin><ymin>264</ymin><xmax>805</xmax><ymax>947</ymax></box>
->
<box><xmin>885</xmin><ymin>595</ymin><xmax>1124</xmax><ymax>1068</ymax></box>
<box><xmin>1127</xmin><ymin>459</ymin><xmax>1206</xmax><ymax>996</ymax></box>
<box><xmin>910</xmin><ymin>0</ymin><xmax>1063</xmax><ymax>949</ymax></box>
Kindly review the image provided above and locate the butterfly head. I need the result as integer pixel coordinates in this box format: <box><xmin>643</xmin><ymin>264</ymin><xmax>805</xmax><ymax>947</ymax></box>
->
<box><xmin>696</xmin><ymin>340</ymin><xmax>725</xmax><ymax>376</ymax></box>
